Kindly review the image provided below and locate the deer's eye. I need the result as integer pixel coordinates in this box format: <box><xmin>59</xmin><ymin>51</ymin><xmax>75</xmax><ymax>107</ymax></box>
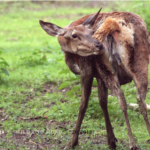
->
<box><xmin>72</xmin><ymin>34</ymin><xmax>78</xmax><ymax>38</ymax></box>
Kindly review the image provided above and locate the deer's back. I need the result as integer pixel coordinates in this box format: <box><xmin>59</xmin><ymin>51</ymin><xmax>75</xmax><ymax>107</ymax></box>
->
<box><xmin>68</xmin><ymin>12</ymin><xmax>149</xmax><ymax>85</ymax></box>
<box><xmin>70</xmin><ymin>11</ymin><xmax>150</xmax><ymax>55</ymax></box>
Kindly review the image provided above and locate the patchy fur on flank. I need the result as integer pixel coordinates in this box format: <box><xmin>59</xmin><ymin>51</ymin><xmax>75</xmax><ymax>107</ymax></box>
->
<box><xmin>93</xmin><ymin>18</ymin><xmax>121</xmax><ymax>42</ymax></box>
<box><xmin>93</xmin><ymin>17</ymin><xmax>135</xmax><ymax>75</ymax></box>
<box><xmin>93</xmin><ymin>17</ymin><xmax>134</xmax><ymax>47</ymax></box>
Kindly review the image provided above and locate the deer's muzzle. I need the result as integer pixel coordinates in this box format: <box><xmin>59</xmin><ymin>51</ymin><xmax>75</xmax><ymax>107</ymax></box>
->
<box><xmin>94</xmin><ymin>43</ymin><xmax>103</xmax><ymax>50</ymax></box>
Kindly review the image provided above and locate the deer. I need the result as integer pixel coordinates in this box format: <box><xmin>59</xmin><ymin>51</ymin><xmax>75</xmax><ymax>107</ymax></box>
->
<box><xmin>39</xmin><ymin>8</ymin><xmax>150</xmax><ymax>150</ymax></box>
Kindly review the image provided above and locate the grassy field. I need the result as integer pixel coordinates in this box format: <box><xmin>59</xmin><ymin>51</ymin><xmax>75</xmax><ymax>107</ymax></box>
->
<box><xmin>0</xmin><ymin>1</ymin><xmax>150</xmax><ymax>150</ymax></box>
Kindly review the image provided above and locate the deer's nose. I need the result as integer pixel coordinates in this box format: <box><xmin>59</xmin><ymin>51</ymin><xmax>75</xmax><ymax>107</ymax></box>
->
<box><xmin>94</xmin><ymin>43</ymin><xmax>103</xmax><ymax>50</ymax></box>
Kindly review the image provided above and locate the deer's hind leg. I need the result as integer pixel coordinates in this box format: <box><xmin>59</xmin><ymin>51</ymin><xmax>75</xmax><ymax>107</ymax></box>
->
<box><xmin>132</xmin><ymin>60</ymin><xmax>150</xmax><ymax>135</ymax></box>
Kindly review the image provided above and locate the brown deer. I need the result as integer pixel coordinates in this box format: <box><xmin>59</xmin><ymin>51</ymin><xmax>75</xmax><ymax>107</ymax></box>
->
<box><xmin>39</xmin><ymin>8</ymin><xmax>150</xmax><ymax>150</ymax></box>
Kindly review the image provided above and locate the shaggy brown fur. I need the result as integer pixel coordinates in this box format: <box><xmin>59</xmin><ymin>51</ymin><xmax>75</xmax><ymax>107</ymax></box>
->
<box><xmin>66</xmin><ymin>12</ymin><xmax>150</xmax><ymax>150</ymax></box>
<box><xmin>40</xmin><ymin>10</ymin><xmax>150</xmax><ymax>150</ymax></box>
<box><xmin>94</xmin><ymin>17</ymin><xmax>121</xmax><ymax>42</ymax></box>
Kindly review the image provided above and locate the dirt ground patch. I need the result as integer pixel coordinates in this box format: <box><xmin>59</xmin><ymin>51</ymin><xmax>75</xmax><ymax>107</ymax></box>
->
<box><xmin>0</xmin><ymin>125</ymin><xmax>129</xmax><ymax>150</ymax></box>
<box><xmin>42</xmin><ymin>81</ymin><xmax>71</xmax><ymax>95</ymax></box>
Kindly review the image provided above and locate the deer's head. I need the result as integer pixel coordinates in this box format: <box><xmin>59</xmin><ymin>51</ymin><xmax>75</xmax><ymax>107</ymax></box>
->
<box><xmin>39</xmin><ymin>8</ymin><xmax>104</xmax><ymax>56</ymax></box>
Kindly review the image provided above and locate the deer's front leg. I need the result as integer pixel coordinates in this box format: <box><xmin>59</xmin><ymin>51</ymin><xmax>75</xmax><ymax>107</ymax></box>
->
<box><xmin>65</xmin><ymin>57</ymin><xmax>93</xmax><ymax>149</ymax></box>
<box><xmin>96</xmin><ymin>77</ymin><xmax>117</xmax><ymax>149</ymax></box>
<box><xmin>96</xmin><ymin>60</ymin><xmax>137</xmax><ymax>149</ymax></box>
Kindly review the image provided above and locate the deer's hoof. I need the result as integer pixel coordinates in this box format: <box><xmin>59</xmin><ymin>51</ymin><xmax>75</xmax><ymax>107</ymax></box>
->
<box><xmin>129</xmin><ymin>145</ymin><xmax>139</xmax><ymax>150</ymax></box>
<box><xmin>108</xmin><ymin>137</ymin><xmax>117</xmax><ymax>149</ymax></box>
<box><xmin>64</xmin><ymin>140</ymin><xmax>78</xmax><ymax>150</ymax></box>
<box><xmin>64</xmin><ymin>141</ymin><xmax>71</xmax><ymax>150</ymax></box>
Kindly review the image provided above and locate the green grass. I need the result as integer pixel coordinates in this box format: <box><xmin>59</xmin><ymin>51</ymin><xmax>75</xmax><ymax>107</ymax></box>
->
<box><xmin>0</xmin><ymin>1</ymin><xmax>150</xmax><ymax>150</ymax></box>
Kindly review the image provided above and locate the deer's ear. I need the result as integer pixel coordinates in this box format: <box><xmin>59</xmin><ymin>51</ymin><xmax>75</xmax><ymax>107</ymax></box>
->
<box><xmin>83</xmin><ymin>7</ymin><xmax>102</xmax><ymax>28</ymax></box>
<box><xmin>39</xmin><ymin>20</ymin><xmax>66</xmax><ymax>37</ymax></box>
